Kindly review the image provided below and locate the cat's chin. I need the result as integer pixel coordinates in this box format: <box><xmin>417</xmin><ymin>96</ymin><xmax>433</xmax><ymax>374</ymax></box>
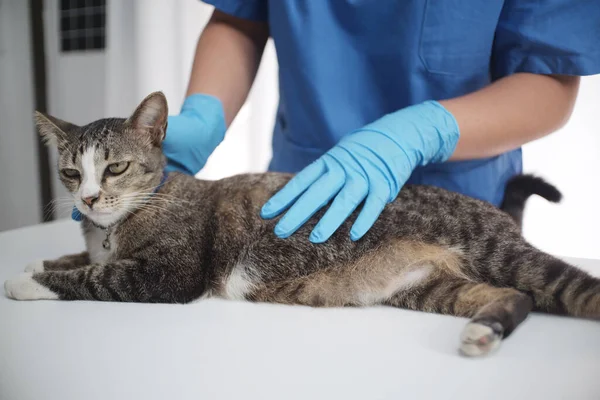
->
<box><xmin>79</xmin><ymin>208</ymin><xmax>126</xmax><ymax>228</ymax></box>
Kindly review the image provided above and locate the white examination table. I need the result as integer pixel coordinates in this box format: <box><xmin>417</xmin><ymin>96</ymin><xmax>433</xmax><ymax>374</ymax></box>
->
<box><xmin>1</xmin><ymin>220</ymin><xmax>599</xmax><ymax>400</ymax></box>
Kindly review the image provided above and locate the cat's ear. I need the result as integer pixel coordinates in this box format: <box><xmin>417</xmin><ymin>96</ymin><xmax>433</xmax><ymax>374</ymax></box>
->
<box><xmin>34</xmin><ymin>112</ymin><xmax>78</xmax><ymax>147</ymax></box>
<box><xmin>126</xmin><ymin>91</ymin><xmax>168</xmax><ymax>145</ymax></box>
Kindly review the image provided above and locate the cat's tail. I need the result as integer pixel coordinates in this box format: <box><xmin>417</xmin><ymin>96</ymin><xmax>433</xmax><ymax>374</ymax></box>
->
<box><xmin>500</xmin><ymin>174</ymin><xmax>562</xmax><ymax>228</ymax></box>
<box><xmin>506</xmin><ymin>249</ymin><xmax>600</xmax><ymax>319</ymax></box>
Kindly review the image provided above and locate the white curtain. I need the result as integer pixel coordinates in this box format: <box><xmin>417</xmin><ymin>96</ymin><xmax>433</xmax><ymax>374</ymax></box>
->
<box><xmin>105</xmin><ymin>0</ymin><xmax>278</xmax><ymax>180</ymax></box>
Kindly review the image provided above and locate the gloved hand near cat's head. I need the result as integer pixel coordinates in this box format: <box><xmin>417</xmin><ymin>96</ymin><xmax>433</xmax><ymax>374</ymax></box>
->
<box><xmin>163</xmin><ymin>94</ymin><xmax>226</xmax><ymax>175</ymax></box>
<box><xmin>71</xmin><ymin>93</ymin><xmax>226</xmax><ymax>222</ymax></box>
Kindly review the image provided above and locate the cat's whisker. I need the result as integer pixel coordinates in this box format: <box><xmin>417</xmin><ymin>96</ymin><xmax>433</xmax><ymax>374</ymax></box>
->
<box><xmin>122</xmin><ymin>192</ymin><xmax>190</xmax><ymax>205</ymax></box>
<box><xmin>122</xmin><ymin>196</ymin><xmax>176</xmax><ymax>204</ymax></box>
<box><xmin>123</xmin><ymin>194</ymin><xmax>180</xmax><ymax>202</ymax></box>
<box><xmin>48</xmin><ymin>202</ymin><xmax>75</xmax><ymax>211</ymax></box>
<box><xmin>129</xmin><ymin>204</ymin><xmax>178</xmax><ymax>216</ymax></box>
<box><xmin>42</xmin><ymin>195</ymin><xmax>76</xmax><ymax>219</ymax></box>
<box><xmin>122</xmin><ymin>192</ymin><xmax>179</xmax><ymax>201</ymax></box>
<box><xmin>120</xmin><ymin>201</ymin><xmax>178</xmax><ymax>217</ymax></box>
<box><xmin>138</xmin><ymin>205</ymin><xmax>179</xmax><ymax>216</ymax></box>
<box><xmin>44</xmin><ymin>203</ymin><xmax>76</xmax><ymax>219</ymax></box>
<box><xmin>44</xmin><ymin>198</ymin><xmax>74</xmax><ymax>208</ymax></box>
<box><xmin>121</xmin><ymin>196</ymin><xmax>187</xmax><ymax>210</ymax></box>
<box><xmin>123</xmin><ymin>201</ymin><xmax>171</xmax><ymax>210</ymax></box>
<box><xmin>130</xmin><ymin>200</ymin><xmax>180</xmax><ymax>210</ymax></box>
<box><xmin>43</xmin><ymin>197</ymin><xmax>74</xmax><ymax>209</ymax></box>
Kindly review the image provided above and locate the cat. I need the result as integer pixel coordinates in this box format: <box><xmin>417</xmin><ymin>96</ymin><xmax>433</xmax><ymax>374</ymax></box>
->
<box><xmin>500</xmin><ymin>174</ymin><xmax>562</xmax><ymax>230</ymax></box>
<box><xmin>4</xmin><ymin>91</ymin><xmax>598</xmax><ymax>357</ymax></box>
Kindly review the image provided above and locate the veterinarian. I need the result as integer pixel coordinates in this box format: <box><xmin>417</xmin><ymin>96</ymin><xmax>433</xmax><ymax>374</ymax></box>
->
<box><xmin>164</xmin><ymin>1</ymin><xmax>600</xmax><ymax>243</ymax></box>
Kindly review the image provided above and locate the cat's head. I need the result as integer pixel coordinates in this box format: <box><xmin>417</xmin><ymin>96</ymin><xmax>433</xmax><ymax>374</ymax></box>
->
<box><xmin>35</xmin><ymin>91</ymin><xmax>168</xmax><ymax>227</ymax></box>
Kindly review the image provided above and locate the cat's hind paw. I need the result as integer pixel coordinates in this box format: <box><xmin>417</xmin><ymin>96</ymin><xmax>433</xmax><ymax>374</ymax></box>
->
<box><xmin>459</xmin><ymin>321</ymin><xmax>503</xmax><ymax>357</ymax></box>
<box><xmin>24</xmin><ymin>259</ymin><xmax>45</xmax><ymax>273</ymax></box>
<box><xmin>4</xmin><ymin>272</ymin><xmax>58</xmax><ymax>301</ymax></box>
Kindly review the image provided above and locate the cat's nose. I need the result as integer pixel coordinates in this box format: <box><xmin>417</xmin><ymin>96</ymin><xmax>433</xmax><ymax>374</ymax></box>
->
<box><xmin>82</xmin><ymin>195</ymin><xmax>99</xmax><ymax>208</ymax></box>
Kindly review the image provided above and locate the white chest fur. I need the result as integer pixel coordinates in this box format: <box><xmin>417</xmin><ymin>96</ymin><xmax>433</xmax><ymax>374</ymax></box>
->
<box><xmin>85</xmin><ymin>225</ymin><xmax>116</xmax><ymax>264</ymax></box>
<box><xmin>222</xmin><ymin>264</ymin><xmax>256</xmax><ymax>301</ymax></box>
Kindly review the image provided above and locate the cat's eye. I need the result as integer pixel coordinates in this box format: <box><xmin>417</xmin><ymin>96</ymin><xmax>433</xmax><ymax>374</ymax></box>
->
<box><xmin>106</xmin><ymin>162</ymin><xmax>130</xmax><ymax>176</ymax></box>
<box><xmin>61</xmin><ymin>168</ymin><xmax>80</xmax><ymax>179</ymax></box>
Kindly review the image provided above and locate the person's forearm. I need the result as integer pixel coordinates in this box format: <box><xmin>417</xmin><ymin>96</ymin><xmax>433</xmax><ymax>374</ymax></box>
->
<box><xmin>185</xmin><ymin>10</ymin><xmax>269</xmax><ymax>126</ymax></box>
<box><xmin>440</xmin><ymin>73</ymin><xmax>580</xmax><ymax>160</ymax></box>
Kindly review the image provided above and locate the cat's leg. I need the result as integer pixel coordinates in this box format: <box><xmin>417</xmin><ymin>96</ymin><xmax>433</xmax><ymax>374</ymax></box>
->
<box><xmin>5</xmin><ymin>260</ymin><xmax>197</xmax><ymax>303</ymax></box>
<box><xmin>491</xmin><ymin>247</ymin><xmax>600</xmax><ymax>319</ymax></box>
<box><xmin>24</xmin><ymin>252</ymin><xmax>90</xmax><ymax>273</ymax></box>
<box><xmin>386</xmin><ymin>276</ymin><xmax>533</xmax><ymax>357</ymax></box>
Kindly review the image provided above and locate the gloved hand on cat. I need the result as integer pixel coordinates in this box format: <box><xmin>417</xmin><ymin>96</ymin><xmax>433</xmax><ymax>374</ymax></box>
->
<box><xmin>261</xmin><ymin>101</ymin><xmax>460</xmax><ymax>243</ymax></box>
<box><xmin>163</xmin><ymin>93</ymin><xmax>226</xmax><ymax>175</ymax></box>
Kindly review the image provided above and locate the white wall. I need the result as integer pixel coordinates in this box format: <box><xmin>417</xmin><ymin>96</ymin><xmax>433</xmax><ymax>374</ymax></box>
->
<box><xmin>0</xmin><ymin>0</ymin><xmax>42</xmax><ymax>231</ymax></box>
<box><xmin>522</xmin><ymin>75</ymin><xmax>600</xmax><ymax>260</ymax></box>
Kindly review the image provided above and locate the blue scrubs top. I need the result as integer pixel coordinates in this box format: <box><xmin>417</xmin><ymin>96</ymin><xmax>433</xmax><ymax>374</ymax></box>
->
<box><xmin>203</xmin><ymin>0</ymin><xmax>600</xmax><ymax>206</ymax></box>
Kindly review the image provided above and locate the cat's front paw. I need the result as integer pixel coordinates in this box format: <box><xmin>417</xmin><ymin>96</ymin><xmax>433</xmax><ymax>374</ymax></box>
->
<box><xmin>24</xmin><ymin>259</ymin><xmax>45</xmax><ymax>273</ymax></box>
<box><xmin>4</xmin><ymin>272</ymin><xmax>58</xmax><ymax>301</ymax></box>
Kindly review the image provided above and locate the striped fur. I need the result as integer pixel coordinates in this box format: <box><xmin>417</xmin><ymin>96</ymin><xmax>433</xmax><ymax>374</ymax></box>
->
<box><xmin>5</xmin><ymin>91</ymin><xmax>598</xmax><ymax>357</ymax></box>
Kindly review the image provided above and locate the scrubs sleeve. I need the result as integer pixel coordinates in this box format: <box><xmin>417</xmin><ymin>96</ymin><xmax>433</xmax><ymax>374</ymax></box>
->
<box><xmin>492</xmin><ymin>0</ymin><xmax>600</xmax><ymax>78</ymax></box>
<box><xmin>201</xmin><ymin>0</ymin><xmax>267</xmax><ymax>21</ymax></box>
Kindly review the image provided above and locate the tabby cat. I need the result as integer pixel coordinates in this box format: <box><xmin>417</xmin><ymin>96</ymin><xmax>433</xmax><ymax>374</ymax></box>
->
<box><xmin>4</xmin><ymin>92</ymin><xmax>598</xmax><ymax>357</ymax></box>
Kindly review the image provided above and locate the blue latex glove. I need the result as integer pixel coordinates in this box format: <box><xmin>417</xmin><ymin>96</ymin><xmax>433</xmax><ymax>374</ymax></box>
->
<box><xmin>260</xmin><ymin>100</ymin><xmax>460</xmax><ymax>243</ymax></box>
<box><xmin>72</xmin><ymin>93</ymin><xmax>225</xmax><ymax>221</ymax></box>
<box><xmin>163</xmin><ymin>93</ymin><xmax>226</xmax><ymax>175</ymax></box>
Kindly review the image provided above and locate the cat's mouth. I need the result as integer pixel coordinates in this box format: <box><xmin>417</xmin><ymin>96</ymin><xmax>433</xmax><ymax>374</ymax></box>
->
<box><xmin>85</xmin><ymin>209</ymin><xmax>113</xmax><ymax>216</ymax></box>
<box><xmin>75</xmin><ymin>201</ymin><xmax>114</xmax><ymax>215</ymax></box>
<box><xmin>75</xmin><ymin>203</ymin><xmax>127</xmax><ymax>227</ymax></box>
